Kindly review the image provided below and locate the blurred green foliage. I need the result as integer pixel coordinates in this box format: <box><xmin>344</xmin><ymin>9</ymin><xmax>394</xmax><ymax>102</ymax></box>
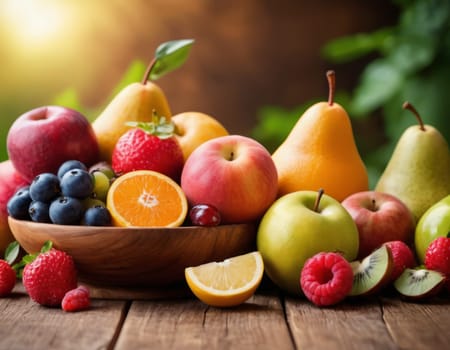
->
<box><xmin>53</xmin><ymin>60</ymin><xmax>147</xmax><ymax>120</ymax></box>
<box><xmin>251</xmin><ymin>0</ymin><xmax>450</xmax><ymax>188</ymax></box>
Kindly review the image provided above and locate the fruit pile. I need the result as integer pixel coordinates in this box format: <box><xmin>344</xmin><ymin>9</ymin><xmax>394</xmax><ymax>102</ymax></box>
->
<box><xmin>1</xmin><ymin>241</ymin><xmax>90</xmax><ymax>312</ymax></box>
<box><xmin>0</xmin><ymin>39</ymin><xmax>449</xmax><ymax>309</ymax></box>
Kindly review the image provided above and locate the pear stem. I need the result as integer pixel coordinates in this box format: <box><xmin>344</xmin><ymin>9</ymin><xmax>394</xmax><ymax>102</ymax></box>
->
<box><xmin>326</xmin><ymin>70</ymin><xmax>336</xmax><ymax>106</ymax></box>
<box><xmin>402</xmin><ymin>101</ymin><xmax>426</xmax><ymax>131</ymax></box>
<box><xmin>313</xmin><ymin>188</ymin><xmax>325</xmax><ymax>213</ymax></box>
<box><xmin>141</xmin><ymin>57</ymin><xmax>157</xmax><ymax>84</ymax></box>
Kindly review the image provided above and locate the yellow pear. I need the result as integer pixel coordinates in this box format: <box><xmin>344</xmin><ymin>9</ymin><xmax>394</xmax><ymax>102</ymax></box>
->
<box><xmin>172</xmin><ymin>111</ymin><xmax>229</xmax><ymax>160</ymax></box>
<box><xmin>92</xmin><ymin>63</ymin><xmax>172</xmax><ymax>162</ymax></box>
<box><xmin>272</xmin><ymin>71</ymin><xmax>369</xmax><ymax>201</ymax></box>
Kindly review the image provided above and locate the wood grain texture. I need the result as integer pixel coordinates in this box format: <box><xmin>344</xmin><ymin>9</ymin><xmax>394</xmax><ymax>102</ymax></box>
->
<box><xmin>285</xmin><ymin>296</ymin><xmax>397</xmax><ymax>350</ymax></box>
<box><xmin>381</xmin><ymin>296</ymin><xmax>450</xmax><ymax>350</ymax></box>
<box><xmin>115</xmin><ymin>292</ymin><xmax>293</xmax><ymax>349</ymax></box>
<box><xmin>0</xmin><ymin>291</ymin><xmax>127</xmax><ymax>350</ymax></box>
<box><xmin>8</xmin><ymin>217</ymin><xmax>256</xmax><ymax>287</ymax></box>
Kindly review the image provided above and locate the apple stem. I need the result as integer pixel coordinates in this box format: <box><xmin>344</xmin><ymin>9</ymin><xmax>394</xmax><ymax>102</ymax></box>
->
<box><xmin>141</xmin><ymin>57</ymin><xmax>157</xmax><ymax>84</ymax></box>
<box><xmin>326</xmin><ymin>70</ymin><xmax>335</xmax><ymax>106</ymax></box>
<box><xmin>313</xmin><ymin>188</ymin><xmax>325</xmax><ymax>213</ymax></box>
<box><xmin>371</xmin><ymin>198</ymin><xmax>378</xmax><ymax>211</ymax></box>
<box><xmin>402</xmin><ymin>101</ymin><xmax>426</xmax><ymax>131</ymax></box>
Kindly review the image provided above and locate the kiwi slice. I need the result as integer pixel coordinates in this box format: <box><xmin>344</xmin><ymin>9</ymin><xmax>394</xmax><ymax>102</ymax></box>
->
<box><xmin>394</xmin><ymin>268</ymin><xmax>445</xmax><ymax>300</ymax></box>
<box><xmin>349</xmin><ymin>245</ymin><xmax>393</xmax><ymax>296</ymax></box>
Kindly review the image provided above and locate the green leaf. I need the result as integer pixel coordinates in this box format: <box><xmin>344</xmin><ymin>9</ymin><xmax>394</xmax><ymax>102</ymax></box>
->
<box><xmin>108</xmin><ymin>60</ymin><xmax>147</xmax><ymax>97</ymax></box>
<box><xmin>52</xmin><ymin>88</ymin><xmax>84</xmax><ymax>112</ymax></box>
<box><xmin>21</xmin><ymin>254</ymin><xmax>37</xmax><ymax>265</ymax></box>
<box><xmin>149</xmin><ymin>39</ymin><xmax>195</xmax><ymax>80</ymax></box>
<box><xmin>125</xmin><ymin>114</ymin><xmax>175</xmax><ymax>140</ymax></box>
<box><xmin>389</xmin><ymin>35</ymin><xmax>438</xmax><ymax>74</ymax></box>
<box><xmin>350</xmin><ymin>59</ymin><xmax>404</xmax><ymax>117</ymax></box>
<box><xmin>399</xmin><ymin>0</ymin><xmax>450</xmax><ymax>38</ymax></box>
<box><xmin>322</xmin><ymin>28</ymin><xmax>394</xmax><ymax>63</ymax></box>
<box><xmin>4</xmin><ymin>241</ymin><xmax>20</xmax><ymax>265</ymax></box>
<box><xmin>41</xmin><ymin>240</ymin><xmax>53</xmax><ymax>253</ymax></box>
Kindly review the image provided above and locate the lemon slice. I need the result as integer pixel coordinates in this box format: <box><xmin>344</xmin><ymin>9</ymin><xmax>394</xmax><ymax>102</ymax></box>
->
<box><xmin>185</xmin><ymin>251</ymin><xmax>264</xmax><ymax>307</ymax></box>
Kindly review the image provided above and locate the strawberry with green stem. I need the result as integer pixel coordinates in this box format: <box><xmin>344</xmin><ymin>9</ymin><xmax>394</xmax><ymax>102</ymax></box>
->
<box><xmin>0</xmin><ymin>241</ymin><xmax>20</xmax><ymax>296</ymax></box>
<box><xmin>112</xmin><ymin>110</ymin><xmax>185</xmax><ymax>182</ymax></box>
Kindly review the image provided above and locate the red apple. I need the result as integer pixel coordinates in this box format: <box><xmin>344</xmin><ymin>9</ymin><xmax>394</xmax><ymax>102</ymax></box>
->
<box><xmin>341</xmin><ymin>191</ymin><xmax>415</xmax><ymax>259</ymax></box>
<box><xmin>181</xmin><ymin>135</ymin><xmax>278</xmax><ymax>224</ymax></box>
<box><xmin>7</xmin><ymin>106</ymin><xmax>99</xmax><ymax>182</ymax></box>
<box><xmin>0</xmin><ymin>160</ymin><xmax>30</xmax><ymax>255</ymax></box>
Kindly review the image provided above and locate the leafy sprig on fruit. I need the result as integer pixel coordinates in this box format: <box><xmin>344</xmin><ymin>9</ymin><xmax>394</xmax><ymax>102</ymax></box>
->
<box><xmin>125</xmin><ymin>110</ymin><xmax>175</xmax><ymax>140</ymax></box>
<box><xmin>5</xmin><ymin>240</ymin><xmax>53</xmax><ymax>278</ymax></box>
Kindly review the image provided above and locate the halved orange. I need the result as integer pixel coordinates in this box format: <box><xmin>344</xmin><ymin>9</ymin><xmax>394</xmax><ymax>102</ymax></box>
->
<box><xmin>106</xmin><ymin>170</ymin><xmax>188</xmax><ymax>227</ymax></box>
<box><xmin>185</xmin><ymin>251</ymin><xmax>264</xmax><ymax>307</ymax></box>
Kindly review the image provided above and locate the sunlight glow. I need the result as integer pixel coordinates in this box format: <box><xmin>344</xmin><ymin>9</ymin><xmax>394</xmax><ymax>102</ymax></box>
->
<box><xmin>1</xmin><ymin>0</ymin><xmax>71</xmax><ymax>48</ymax></box>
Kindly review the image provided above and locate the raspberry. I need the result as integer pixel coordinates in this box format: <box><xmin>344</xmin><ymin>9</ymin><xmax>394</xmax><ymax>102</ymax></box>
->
<box><xmin>22</xmin><ymin>248</ymin><xmax>78</xmax><ymax>306</ymax></box>
<box><xmin>425</xmin><ymin>237</ymin><xmax>450</xmax><ymax>291</ymax></box>
<box><xmin>384</xmin><ymin>241</ymin><xmax>416</xmax><ymax>281</ymax></box>
<box><xmin>300</xmin><ymin>252</ymin><xmax>353</xmax><ymax>307</ymax></box>
<box><xmin>0</xmin><ymin>259</ymin><xmax>16</xmax><ymax>297</ymax></box>
<box><xmin>62</xmin><ymin>286</ymin><xmax>91</xmax><ymax>312</ymax></box>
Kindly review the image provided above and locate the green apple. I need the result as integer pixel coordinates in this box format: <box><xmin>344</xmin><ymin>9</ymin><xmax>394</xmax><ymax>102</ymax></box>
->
<box><xmin>415</xmin><ymin>195</ymin><xmax>450</xmax><ymax>263</ymax></box>
<box><xmin>256</xmin><ymin>189</ymin><xmax>359</xmax><ymax>296</ymax></box>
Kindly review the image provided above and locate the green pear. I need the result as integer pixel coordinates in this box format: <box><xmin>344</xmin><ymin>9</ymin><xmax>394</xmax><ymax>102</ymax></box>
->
<box><xmin>375</xmin><ymin>102</ymin><xmax>450</xmax><ymax>222</ymax></box>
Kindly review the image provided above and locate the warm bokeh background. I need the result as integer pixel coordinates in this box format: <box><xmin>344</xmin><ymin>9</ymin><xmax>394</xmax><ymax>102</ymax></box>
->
<box><xmin>0</xmin><ymin>0</ymin><xmax>398</xmax><ymax>161</ymax></box>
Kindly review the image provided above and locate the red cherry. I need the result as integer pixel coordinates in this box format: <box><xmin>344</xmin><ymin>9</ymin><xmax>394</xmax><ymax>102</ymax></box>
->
<box><xmin>189</xmin><ymin>204</ymin><xmax>221</xmax><ymax>226</ymax></box>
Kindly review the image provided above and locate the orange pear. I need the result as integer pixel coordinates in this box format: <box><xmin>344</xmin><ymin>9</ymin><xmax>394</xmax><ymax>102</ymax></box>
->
<box><xmin>92</xmin><ymin>61</ymin><xmax>172</xmax><ymax>162</ymax></box>
<box><xmin>172</xmin><ymin>111</ymin><xmax>229</xmax><ymax>161</ymax></box>
<box><xmin>272</xmin><ymin>71</ymin><xmax>369</xmax><ymax>201</ymax></box>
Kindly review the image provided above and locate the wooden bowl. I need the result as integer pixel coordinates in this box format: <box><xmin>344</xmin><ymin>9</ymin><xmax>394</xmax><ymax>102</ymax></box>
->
<box><xmin>8</xmin><ymin>217</ymin><xmax>256</xmax><ymax>287</ymax></box>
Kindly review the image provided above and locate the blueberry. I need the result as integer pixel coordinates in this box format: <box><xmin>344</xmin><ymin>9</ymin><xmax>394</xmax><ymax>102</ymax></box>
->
<box><xmin>28</xmin><ymin>201</ymin><xmax>51</xmax><ymax>223</ymax></box>
<box><xmin>83</xmin><ymin>206</ymin><xmax>112</xmax><ymax>226</ymax></box>
<box><xmin>7</xmin><ymin>186</ymin><xmax>32</xmax><ymax>219</ymax></box>
<box><xmin>60</xmin><ymin>169</ymin><xmax>94</xmax><ymax>198</ymax></box>
<box><xmin>29</xmin><ymin>173</ymin><xmax>61</xmax><ymax>202</ymax></box>
<box><xmin>49</xmin><ymin>196</ymin><xmax>83</xmax><ymax>225</ymax></box>
<box><xmin>57</xmin><ymin>160</ymin><xmax>87</xmax><ymax>179</ymax></box>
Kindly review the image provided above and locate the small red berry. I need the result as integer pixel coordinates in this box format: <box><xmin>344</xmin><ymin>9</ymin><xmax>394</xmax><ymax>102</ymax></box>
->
<box><xmin>62</xmin><ymin>286</ymin><xmax>91</xmax><ymax>312</ymax></box>
<box><xmin>22</xmin><ymin>249</ymin><xmax>78</xmax><ymax>306</ymax></box>
<box><xmin>0</xmin><ymin>259</ymin><xmax>16</xmax><ymax>297</ymax></box>
<box><xmin>425</xmin><ymin>237</ymin><xmax>450</xmax><ymax>291</ymax></box>
<box><xmin>384</xmin><ymin>241</ymin><xmax>416</xmax><ymax>281</ymax></box>
<box><xmin>189</xmin><ymin>204</ymin><xmax>221</xmax><ymax>226</ymax></box>
<box><xmin>300</xmin><ymin>252</ymin><xmax>353</xmax><ymax>307</ymax></box>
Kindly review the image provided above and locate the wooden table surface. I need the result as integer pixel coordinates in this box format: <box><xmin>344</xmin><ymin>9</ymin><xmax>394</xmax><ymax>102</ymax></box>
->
<box><xmin>1</xmin><ymin>280</ymin><xmax>449</xmax><ymax>350</ymax></box>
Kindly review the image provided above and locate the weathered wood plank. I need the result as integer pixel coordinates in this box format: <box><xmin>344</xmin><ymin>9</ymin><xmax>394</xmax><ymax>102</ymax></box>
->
<box><xmin>0</xmin><ymin>290</ymin><xmax>128</xmax><ymax>350</ymax></box>
<box><xmin>381</xmin><ymin>296</ymin><xmax>450</xmax><ymax>350</ymax></box>
<box><xmin>285</xmin><ymin>296</ymin><xmax>397</xmax><ymax>350</ymax></box>
<box><xmin>115</xmin><ymin>292</ymin><xmax>293</xmax><ymax>350</ymax></box>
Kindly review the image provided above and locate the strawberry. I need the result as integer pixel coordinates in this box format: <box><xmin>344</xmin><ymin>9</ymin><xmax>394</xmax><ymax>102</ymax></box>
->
<box><xmin>22</xmin><ymin>242</ymin><xmax>77</xmax><ymax>306</ymax></box>
<box><xmin>112</xmin><ymin>113</ymin><xmax>184</xmax><ymax>182</ymax></box>
<box><xmin>0</xmin><ymin>259</ymin><xmax>16</xmax><ymax>297</ymax></box>
<box><xmin>0</xmin><ymin>241</ymin><xmax>21</xmax><ymax>297</ymax></box>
